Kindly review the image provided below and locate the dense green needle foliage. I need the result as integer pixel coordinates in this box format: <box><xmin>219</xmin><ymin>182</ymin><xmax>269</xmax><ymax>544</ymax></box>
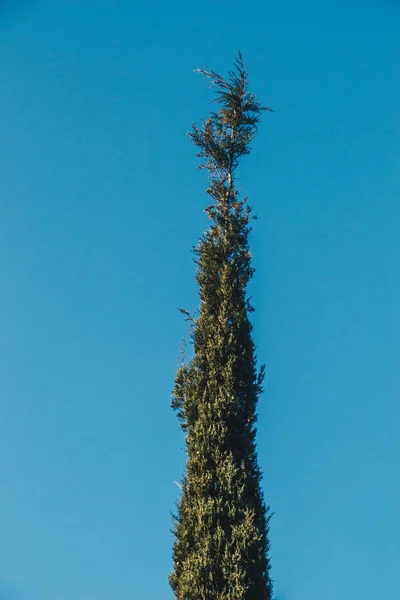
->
<box><xmin>170</xmin><ymin>53</ymin><xmax>273</xmax><ymax>600</ymax></box>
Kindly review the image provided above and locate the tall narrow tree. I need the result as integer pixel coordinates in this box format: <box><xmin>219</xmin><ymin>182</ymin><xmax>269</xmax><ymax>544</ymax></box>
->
<box><xmin>170</xmin><ymin>53</ymin><xmax>273</xmax><ymax>600</ymax></box>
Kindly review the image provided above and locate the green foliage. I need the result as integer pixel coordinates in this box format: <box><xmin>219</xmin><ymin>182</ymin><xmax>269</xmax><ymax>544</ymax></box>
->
<box><xmin>170</xmin><ymin>53</ymin><xmax>273</xmax><ymax>600</ymax></box>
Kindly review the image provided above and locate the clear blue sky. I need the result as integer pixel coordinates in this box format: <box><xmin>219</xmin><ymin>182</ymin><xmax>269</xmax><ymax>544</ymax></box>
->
<box><xmin>0</xmin><ymin>1</ymin><xmax>398</xmax><ymax>599</ymax></box>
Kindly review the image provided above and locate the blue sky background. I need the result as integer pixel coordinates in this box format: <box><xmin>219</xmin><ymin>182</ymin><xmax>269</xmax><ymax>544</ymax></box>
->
<box><xmin>0</xmin><ymin>1</ymin><xmax>399</xmax><ymax>599</ymax></box>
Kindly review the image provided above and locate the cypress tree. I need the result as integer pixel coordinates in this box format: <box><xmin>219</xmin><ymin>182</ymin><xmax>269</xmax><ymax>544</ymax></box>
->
<box><xmin>170</xmin><ymin>53</ymin><xmax>273</xmax><ymax>600</ymax></box>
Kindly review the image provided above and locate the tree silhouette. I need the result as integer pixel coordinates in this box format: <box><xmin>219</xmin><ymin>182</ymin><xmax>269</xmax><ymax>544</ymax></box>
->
<box><xmin>170</xmin><ymin>53</ymin><xmax>273</xmax><ymax>600</ymax></box>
